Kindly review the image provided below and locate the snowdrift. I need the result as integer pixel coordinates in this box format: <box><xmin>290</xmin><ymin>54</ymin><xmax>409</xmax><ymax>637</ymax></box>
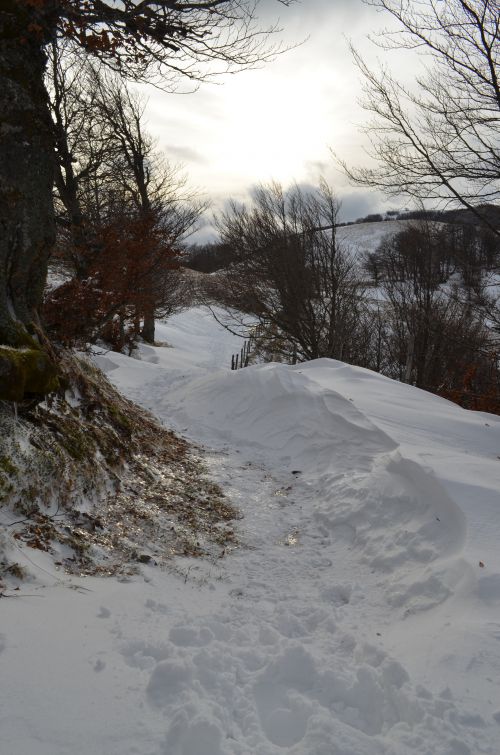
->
<box><xmin>3</xmin><ymin>307</ymin><xmax>500</xmax><ymax>755</ymax></box>
<box><xmin>165</xmin><ymin>356</ymin><xmax>499</xmax><ymax>613</ymax></box>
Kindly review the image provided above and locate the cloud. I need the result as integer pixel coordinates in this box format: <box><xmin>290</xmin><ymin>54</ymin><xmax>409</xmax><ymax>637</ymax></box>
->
<box><xmin>138</xmin><ymin>0</ymin><xmax>418</xmax><ymax>219</ymax></box>
<box><xmin>337</xmin><ymin>191</ymin><xmax>378</xmax><ymax>222</ymax></box>
<box><xmin>163</xmin><ymin>145</ymin><xmax>208</xmax><ymax>165</ymax></box>
<box><xmin>337</xmin><ymin>190</ymin><xmax>407</xmax><ymax>223</ymax></box>
<box><xmin>304</xmin><ymin>160</ymin><xmax>330</xmax><ymax>181</ymax></box>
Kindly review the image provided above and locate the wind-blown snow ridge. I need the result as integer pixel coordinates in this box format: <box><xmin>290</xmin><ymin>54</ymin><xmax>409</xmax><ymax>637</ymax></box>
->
<box><xmin>164</xmin><ymin>358</ymin><xmax>473</xmax><ymax>619</ymax></box>
<box><xmin>167</xmin><ymin>360</ymin><xmax>399</xmax><ymax>471</ymax></box>
<box><xmin>2</xmin><ymin>306</ymin><xmax>500</xmax><ymax>755</ymax></box>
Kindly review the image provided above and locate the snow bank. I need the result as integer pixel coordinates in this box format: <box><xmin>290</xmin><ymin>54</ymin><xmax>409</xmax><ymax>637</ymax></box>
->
<box><xmin>164</xmin><ymin>359</ymin><xmax>487</xmax><ymax>622</ymax></box>
<box><xmin>100</xmin><ymin>311</ymin><xmax>500</xmax><ymax>751</ymax></box>
<box><xmin>3</xmin><ymin>307</ymin><xmax>500</xmax><ymax>755</ymax></box>
<box><xmin>167</xmin><ymin>361</ymin><xmax>398</xmax><ymax>472</ymax></box>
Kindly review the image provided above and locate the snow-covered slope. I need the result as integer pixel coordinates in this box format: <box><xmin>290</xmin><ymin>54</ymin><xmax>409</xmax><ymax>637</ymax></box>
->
<box><xmin>337</xmin><ymin>219</ymin><xmax>408</xmax><ymax>258</ymax></box>
<box><xmin>2</xmin><ymin>306</ymin><xmax>500</xmax><ymax>755</ymax></box>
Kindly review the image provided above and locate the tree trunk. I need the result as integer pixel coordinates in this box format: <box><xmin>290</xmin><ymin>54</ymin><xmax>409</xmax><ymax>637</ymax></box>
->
<box><xmin>50</xmin><ymin>62</ymin><xmax>92</xmax><ymax>280</ymax></box>
<box><xmin>0</xmin><ymin>2</ymin><xmax>55</xmax><ymax>344</ymax></box>
<box><xmin>142</xmin><ymin>307</ymin><xmax>155</xmax><ymax>344</ymax></box>
<box><xmin>0</xmin><ymin>2</ymin><xmax>59</xmax><ymax>399</ymax></box>
<box><xmin>137</xmin><ymin>189</ymin><xmax>156</xmax><ymax>345</ymax></box>
<box><xmin>53</xmin><ymin>140</ymin><xmax>90</xmax><ymax>279</ymax></box>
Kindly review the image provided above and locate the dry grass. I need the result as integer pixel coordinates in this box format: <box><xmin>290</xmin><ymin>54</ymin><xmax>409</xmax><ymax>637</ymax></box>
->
<box><xmin>0</xmin><ymin>352</ymin><xmax>237</xmax><ymax>582</ymax></box>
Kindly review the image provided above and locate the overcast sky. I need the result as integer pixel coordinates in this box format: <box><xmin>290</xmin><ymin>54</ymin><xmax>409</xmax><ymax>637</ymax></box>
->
<box><xmin>138</xmin><ymin>0</ymin><xmax>416</xmax><ymax>239</ymax></box>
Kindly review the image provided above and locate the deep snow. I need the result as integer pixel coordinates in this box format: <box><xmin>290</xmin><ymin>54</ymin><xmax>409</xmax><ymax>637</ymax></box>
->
<box><xmin>2</xmin><ymin>305</ymin><xmax>500</xmax><ymax>755</ymax></box>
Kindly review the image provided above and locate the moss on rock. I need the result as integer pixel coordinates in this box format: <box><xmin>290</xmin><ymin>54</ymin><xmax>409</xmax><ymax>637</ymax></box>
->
<box><xmin>0</xmin><ymin>346</ymin><xmax>59</xmax><ymax>401</ymax></box>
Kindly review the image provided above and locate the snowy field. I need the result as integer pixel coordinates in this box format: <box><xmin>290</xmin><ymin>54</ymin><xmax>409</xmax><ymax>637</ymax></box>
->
<box><xmin>2</xmin><ymin>305</ymin><xmax>500</xmax><ymax>755</ymax></box>
<box><xmin>338</xmin><ymin>220</ymin><xmax>408</xmax><ymax>258</ymax></box>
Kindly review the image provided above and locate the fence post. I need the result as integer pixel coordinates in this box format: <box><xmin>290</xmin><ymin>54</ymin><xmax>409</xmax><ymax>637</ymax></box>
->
<box><xmin>231</xmin><ymin>339</ymin><xmax>252</xmax><ymax>370</ymax></box>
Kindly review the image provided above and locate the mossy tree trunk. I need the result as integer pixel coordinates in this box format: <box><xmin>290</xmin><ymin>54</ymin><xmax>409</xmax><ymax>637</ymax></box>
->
<box><xmin>0</xmin><ymin>2</ymin><xmax>59</xmax><ymax>399</ymax></box>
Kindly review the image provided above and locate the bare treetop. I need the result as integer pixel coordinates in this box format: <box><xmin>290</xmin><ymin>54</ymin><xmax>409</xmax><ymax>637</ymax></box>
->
<box><xmin>25</xmin><ymin>0</ymin><xmax>295</xmax><ymax>87</ymax></box>
<box><xmin>342</xmin><ymin>0</ymin><xmax>499</xmax><ymax>229</ymax></box>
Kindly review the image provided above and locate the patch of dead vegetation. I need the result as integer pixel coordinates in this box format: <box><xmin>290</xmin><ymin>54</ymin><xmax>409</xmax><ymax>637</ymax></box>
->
<box><xmin>0</xmin><ymin>352</ymin><xmax>237</xmax><ymax>584</ymax></box>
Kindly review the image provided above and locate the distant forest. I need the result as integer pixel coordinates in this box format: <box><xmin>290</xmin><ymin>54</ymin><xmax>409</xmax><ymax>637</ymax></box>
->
<box><xmin>186</xmin><ymin>203</ymin><xmax>500</xmax><ymax>274</ymax></box>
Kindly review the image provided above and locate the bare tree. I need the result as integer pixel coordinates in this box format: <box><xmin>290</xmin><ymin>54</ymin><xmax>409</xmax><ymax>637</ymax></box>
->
<box><xmin>341</xmin><ymin>0</ymin><xmax>500</xmax><ymax>234</ymax></box>
<box><xmin>214</xmin><ymin>181</ymin><xmax>371</xmax><ymax>364</ymax></box>
<box><xmin>90</xmin><ymin>69</ymin><xmax>207</xmax><ymax>342</ymax></box>
<box><xmin>47</xmin><ymin>43</ymin><xmax>115</xmax><ymax>279</ymax></box>
<box><xmin>45</xmin><ymin>63</ymin><xmax>206</xmax><ymax>349</ymax></box>
<box><xmin>0</xmin><ymin>0</ymin><xmax>292</xmax><ymax>401</ymax></box>
<box><xmin>375</xmin><ymin>220</ymin><xmax>492</xmax><ymax>388</ymax></box>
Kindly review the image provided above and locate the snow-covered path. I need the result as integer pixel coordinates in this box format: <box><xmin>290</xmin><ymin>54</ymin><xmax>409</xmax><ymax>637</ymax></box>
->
<box><xmin>2</xmin><ymin>307</ymin><xmax>500</xmax><ymax>754</ymax></box>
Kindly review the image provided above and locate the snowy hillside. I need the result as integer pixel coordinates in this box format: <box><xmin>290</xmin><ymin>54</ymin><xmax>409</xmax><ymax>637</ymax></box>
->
<box><xmin>2</xmin><ymin>306</ymin><xmax>500</xmax><ymax>755</ymax></box>
<box><xmin>337</xmin><ymin>219</ymin><xmax>409</xmax><ymax>258</ymax></box>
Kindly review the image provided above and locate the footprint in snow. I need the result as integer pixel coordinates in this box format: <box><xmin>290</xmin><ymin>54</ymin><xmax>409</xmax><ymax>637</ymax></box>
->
<box><xmin>320</xmin><ymin>584</ymin><xmax>352</xmax><ymax>606</ymax></box>
<box><xmin>253</xmin><ymin>645</ymin><xmax>316</xmax><ymax>748</ymax></box>
<box><xmin>161</xmin><ymin>710</ymin><xmax>224</xmax><ymax>755</ymax></box>
<box><xmin>169</xmin><ymin>624</ymin><xmax>214</xmax><ymax>648</ymax></box>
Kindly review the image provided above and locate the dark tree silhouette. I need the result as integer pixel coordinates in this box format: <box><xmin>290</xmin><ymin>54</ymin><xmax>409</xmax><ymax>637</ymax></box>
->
<box><xmin>341</xmin><ymin>0</ymin><xmax>499</xmax><ymax>234</ymax></box>
<box><xmin>213</xmin><ymin>181</ymin><xmax>370</xmax><ymax>364</ymax></box>
<box><xmin>0</xmin><ymin>0</ymin><xmax>291</xmax><ymax>400</ymax></box>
